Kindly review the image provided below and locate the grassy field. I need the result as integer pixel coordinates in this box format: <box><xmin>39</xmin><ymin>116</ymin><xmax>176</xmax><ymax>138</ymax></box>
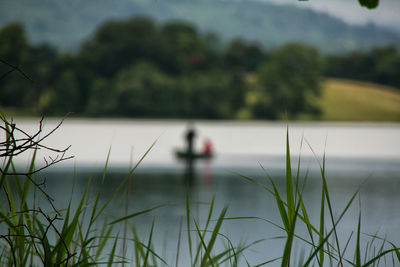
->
<box><xmin>310</xmin><ymin>78</ymin><xmax>400</xmax><ymax>122</ymax></box>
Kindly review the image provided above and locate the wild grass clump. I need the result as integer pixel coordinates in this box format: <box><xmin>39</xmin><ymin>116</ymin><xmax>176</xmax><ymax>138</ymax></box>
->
<box><xmin>237</xmin><ymin>128</ymin><xmax>400</xmax><ymax>266</ymax></box>
<box><xmin>0</xmin><ymin>113</ymin><xmax>244</xmax><ymax>266</ymax></box>
<box><xmin>0</xmin><ymin>112</ymin><xmax>399</xmax><ymax>266</ymax></box>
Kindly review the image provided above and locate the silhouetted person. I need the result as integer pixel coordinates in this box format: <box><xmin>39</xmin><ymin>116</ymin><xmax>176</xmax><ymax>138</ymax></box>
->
<box><xmin>184</xmin><ymin>126</ymin><xmax>196</xmax><ymax>185</ymax></box>
<box><xmin>186</xmin><ymin>127</ymin><xmax>196</xmax><ymax>154</ymax></box>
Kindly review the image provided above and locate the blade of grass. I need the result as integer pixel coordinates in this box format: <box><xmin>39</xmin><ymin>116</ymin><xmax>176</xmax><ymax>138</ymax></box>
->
<box><xmin>355</xmin><ymin>208</ymin><xmax>362</xmax><ymax>266</ymax></box>
<box><xmin>130</xmin><ymin>225</ymin><xmax>169</xmax><ymax>266</ymax></box>
<box><xmin>390</xmin><ymin>243</ymin><xmax>400</xmax><ymax>262</ymax></box>
<box><xmin>95</xmin><ymin>220</ymin><xmax>113</xmax><ymax>260</ymax></box>
<box><xmin>253</xmin><ymin>256</ymin><xmax>282</xmax><ymax>266</ymax></box>
<box><xmin>199</xmin><ymin>206</ymin><xmax>228</xmax><ymax>267</ymax></box>
<box><xmin>131</xmin><ymin>227</ymin><xmax>144</xmax><ymax>266</ymax></box>
<box><xmin>306</xmin><ymin>139</ymin><xmax>343</xmax><ymax>267</ymax></box>
<box><xmin>193</xmin><ymin>196</ymin><xmax>215</xmax><ymax>265</ymax></box>
<box><xmin>175</xmin><ymin>216</ymin><xmax>183</xmax><ymax>267</ymax></box>
<box><xmin>109</xmin><ymin>204</ymin><xmax>168</xmax><ymax>225</ymax></box>
<box><xmin>186</xmin><ymin>186</ymin><xmax>193</xmax><ymax>265</ymax></box>
<box><xmin>107</xmin><ymin>232</ymin><xmax>119</xmax><ymax>267</ymax></box>
<box><xmin>362</xmin><ymin>248</ymin><xmax>400</xmax><ymax>267</ymax></box>
<box><xmin>285</xmin><ymin>127</ymin><xmax>295</xmax><ymax>225</ymax></box>
<box><xmin>282</xmin><ymin>180</ymin><xmax>303</xmax><ymax>267</ymax></box>
<box><xmin>194</xmin><ymin>220</ymin><xmax>215</xmax><ymax>267</ymax></box>
<box><xmin>235</xmin><ymin>171</ymin><xmax>273</xmax><ymax>195</ymax></box>
<box><xmin>341</xmin><ymin>231</ymin><xmax>354</xmax><ymax>264</ymax></box>
<box><xmin>93</xmin><ymin>140</ymin><xmax>157</xmax><ymax>223</ymax></box>
<box><xmin>303</xmin><ymin>188</ymin><xmax>359</xmax><ymax>266</ymax></box>
<box><xmin>265</xmin><ymin>172</ymin><xmax>289</xmax><ymax>231</ymax></box>
<box><xmin>143</xmin><ymin>219</ymin><xmax>155</xmax><ymax>267</ymax></box>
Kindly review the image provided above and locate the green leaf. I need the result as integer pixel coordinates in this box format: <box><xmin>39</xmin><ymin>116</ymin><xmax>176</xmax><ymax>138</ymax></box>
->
<box><xmin>109</xmin><ymin>204</ymin><xmax>168</xmax><ymax>224</ymax></box>
<box><xmin>285</xmin><ymin>127</ymin><xmax>295</xmax><ymax>224</ymax></box>
<box><xmin>358</xmin><ymin>0</ymin><xmax>379</xmax><ymax>9</ymax></box>
<box><xmin>355</xmin><ymin>210</ymin><xmax>362</xmax><ymax>266</ymax></box>
<box><xmin>199</xmin><ymin>206</ymin><xmax>228</xmax><ymax>267</ymax></box>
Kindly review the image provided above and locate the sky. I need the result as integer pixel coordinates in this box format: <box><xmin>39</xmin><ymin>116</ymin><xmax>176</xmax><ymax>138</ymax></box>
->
<box><xmin>263</xmin><ymin>0</ymin><xmax>400</xmax><ymax>31</ymax></box>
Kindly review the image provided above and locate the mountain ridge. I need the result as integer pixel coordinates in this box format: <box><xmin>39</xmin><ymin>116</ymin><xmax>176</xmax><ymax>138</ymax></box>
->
<box><xmin>0</xmin><ymin>0</ymin><xmax>399</xmax><ymax>52</ymax></box>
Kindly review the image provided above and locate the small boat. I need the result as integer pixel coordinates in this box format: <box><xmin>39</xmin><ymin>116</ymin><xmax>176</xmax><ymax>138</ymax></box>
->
<box><xmin>175</xmin><ymin>150</ymin><xmax>213</xmax><ymax>160</ymax></box>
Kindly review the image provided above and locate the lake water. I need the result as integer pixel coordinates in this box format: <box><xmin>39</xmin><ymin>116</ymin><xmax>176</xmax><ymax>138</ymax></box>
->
<box><xmin>8</xmin><ymin>119</ymin><xmax>400</xmax><ymax>266</ymax></box>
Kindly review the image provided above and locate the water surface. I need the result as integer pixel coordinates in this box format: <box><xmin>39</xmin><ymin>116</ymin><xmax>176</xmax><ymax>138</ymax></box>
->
<box><xmin>10</xmin><ymin>119</ymin><xmax>400</xmax><ymax>265</ymax></box>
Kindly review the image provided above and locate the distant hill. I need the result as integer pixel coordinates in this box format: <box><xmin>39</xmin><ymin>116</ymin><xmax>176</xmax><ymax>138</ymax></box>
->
<box><xmin>1</xmin><ymin>0</ymin><xmax>400</xmax><ymax>52</ymax></box>
<box><xmin>302</xmin><ymin>79</ymin><xmax>400</xmax><ymax>121</ymax></box>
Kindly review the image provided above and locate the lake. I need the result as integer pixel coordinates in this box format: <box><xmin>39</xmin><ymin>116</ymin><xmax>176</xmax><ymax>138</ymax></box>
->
<box><xmin>9</xmin><ymin>118</ymin><xmax>400</xmax><ymax>266</ymax></box>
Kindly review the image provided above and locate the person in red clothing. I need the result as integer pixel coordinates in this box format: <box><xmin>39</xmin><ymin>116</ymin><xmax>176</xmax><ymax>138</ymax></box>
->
<box><xmin>203</xmin><ymin>139</ymin><xmax>213</xmax><ymax>155</ymax></box>
<box><xmin>202</xmin><ymin>138</ymin><xmax>213</xmax><ymax>185</ymax></box>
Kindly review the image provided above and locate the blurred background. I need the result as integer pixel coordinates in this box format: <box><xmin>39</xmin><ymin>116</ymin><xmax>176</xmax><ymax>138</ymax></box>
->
<box><xmin>1</xmin><ymin>0</ymin><xmax>400</xmax><ymax>265</ymax></box>
<box><xmin>1</xmin><ymin>0</ymin><xmax>400</xmax><ymax>121</ymax></box>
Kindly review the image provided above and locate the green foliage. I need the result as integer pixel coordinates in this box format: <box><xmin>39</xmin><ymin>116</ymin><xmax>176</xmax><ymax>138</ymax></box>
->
<box><xmin>2</xmin><ymin>16</ymin><xmax>399</xmax><ymax>120</ymax></box>
<box><xmin>252</xmin><ymin>43</ymin><xmax>321</xmax><ymax>119</ymax></box>
<box><xmin>222</xmin><ymin>38</ymin><xmax>267</xmax><ymax>72</ymax></box>
<box><xmin>182</xmin><ymin>71</ymin><xmax>247</xmax><ymax>119</ymax></box>
<box><xmin>300</xmin><ymin>0</ymin><xmax>379</xmax><ymax>9</ymax></box>
<box><xmin>323</xmin><ymin>45</ymin><xmax>400</xmax><ymax>90</ymax></box>
<box><xmin>358</xmin><ymin>0</ymin><xmax>379</xmax><ymax>9</ymax></box>
<box><xmin>80</xmin><ymin>16</ymin><xmax>160</xmax><ymax>77</ymax></box>
<box><xmin>0</xmin><ymin>23</ymin><xmax>42</xmax><ymax>108</ymax></box>
<box><xmin>0</xmin><ymin>23</ymin><xmax>29</xmax><ymax>64</ymax></box>
<box><xmin>236</xmin><ymin>129</ymin><xmax>400</xmax><ymax>266</ymax></box>
<box><xmin>112</xmin><ymin>62</ymin><xmax>185</xmax><ymax>117</ymax></box>
<box><xmin>1</xmin><ymin>18</ymin><xmax>324</xmax><ymax>120</ymax></box>
<box><xmin>160</xmin><ymin>21</ymin><xmax>216</xmax><ymax>74</ymax></box>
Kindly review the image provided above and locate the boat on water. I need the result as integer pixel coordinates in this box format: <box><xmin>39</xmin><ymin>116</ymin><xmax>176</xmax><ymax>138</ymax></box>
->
<box><xmin>174</xmin><ymin>149</ymin><xmax>213</xmax><ymax>160</ymax></box>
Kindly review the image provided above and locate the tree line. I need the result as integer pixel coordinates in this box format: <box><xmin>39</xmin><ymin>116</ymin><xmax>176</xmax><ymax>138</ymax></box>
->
<box><xmin>1</xmin><ymin>16</ymin><xmax>399</xmax><ymax>120</ymax></box>
<box><xmin>324</xmin><ymin>46</ymin><xmax>400</xmax><ymax>89</ymax></box>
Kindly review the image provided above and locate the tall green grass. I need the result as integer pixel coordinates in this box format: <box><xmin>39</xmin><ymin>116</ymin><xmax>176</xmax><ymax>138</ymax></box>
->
<box><xmin>0</xmin><ymin>114</ymin><xmax>399</xmax><ymax>266</ymax></box>
<box><xmin>236</xmin><ymin>128</ymin><xmax>400</xmax><ymax>266</ymax></box>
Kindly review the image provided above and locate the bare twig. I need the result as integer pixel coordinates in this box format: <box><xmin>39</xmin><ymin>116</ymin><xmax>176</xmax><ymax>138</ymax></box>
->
<box><xmin>1</xmin><ymin>208</ymin><xmax>76</xmax><ymax>265</ymax></box>
<box><xmin>0</xmin><ymin>59</ymin><xmax>75</xmax><ymax>266</ymax></box>
<box><xmin>0</xmin><ymin>115</ymin><xmax>74</xmax><ymax>173</ymax></box>
<box><xmin>0</xmin><ymin>58</ymin><xmax>33</xmax><ymax>82</ymax></box>
<box><xmin>0</xmin><ymin>235</ymin><xmax>17</xmax><ymax>267</ymax></box>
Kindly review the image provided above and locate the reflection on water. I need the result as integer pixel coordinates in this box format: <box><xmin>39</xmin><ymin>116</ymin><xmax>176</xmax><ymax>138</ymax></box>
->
<box><xmin>41</xmin><ymin>161</ymin><xmax>400</xmax><ymax>266</ymax></box>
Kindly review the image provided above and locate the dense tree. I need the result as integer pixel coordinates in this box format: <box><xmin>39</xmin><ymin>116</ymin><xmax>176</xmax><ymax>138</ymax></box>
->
<box><xmin>45</xmin><ymin>69</ymin><xmax>81</xmax><ymax>114</ymax></box>
<box><xmin>252</xmin><ymin>43</ymin><xmax>321</xmax><ymax>119</ymax></box>
<box><xmin>38</xmin><ymin>52</ymin><xmax>93</xmax><ymax>115</ymax></box>
<box><xmin>373</xmin><ymin>47</ymin><xmax>400</xmax><ymax>88</ymax></box>
<box><xmin>85</xmin><ymin>78</ymin><xmax>115</xmax><ymax>116</ymax></box>
<box><xmin>0</xmin><ymin>23</ymin><xmax>29</xmax><ymax>64</ymax></box>
<box><xmin>5</xmin><ymin>16</ymin><xmax>395</xmax><ymax>120</ymax></box>
<box><xmin>160</xmin><ymin>21</ymin><xmax>208</xmax><ymax>73</ymax></box>
<box><xmin>0</xmin><ymin>24</ymin><xmax>57</xmax><ymax>109</ymax></box>
<box><xmin>323</xmin><ymin>45</ymin><xmax>400</xmax><ymax>89</ymax></box>
<box><xmin>223</xmin><ymin>38</ymin><xmax>267</xmax><ymax>72</ymax></box>
<box><xmin>0</xmin><ymin>23</ymin><xmax>29</xmax><ymax>107</ymax></box>
<box><xmin>79</xmin><ymin>16</ymin><xmax>162</xmax><ymax>77</ymax></box>
<box><xmin>111</xmin><ymin>62</ymin><xmax>185</xmax><ymax>117</ymax></box>
<box><xmin>183</xmin><ymin>71</ymin><xmax>247</xmax><ymax>119</ymax></box>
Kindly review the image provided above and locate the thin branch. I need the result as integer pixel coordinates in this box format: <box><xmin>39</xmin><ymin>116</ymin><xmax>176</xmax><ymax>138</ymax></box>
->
<box><xmin>0</xmin><ymin>235</ymin><xmax>17</xmax><ymax>267</ymax></box>
<box><xmin>0</xmin><ymin>60</ymin><xmax>75</xmax><ymax>266</ymax></box>
<box><xmin>0</xmin><ymin>58</ymin><xmax>33</xmax><ymax>82</ymax></box>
